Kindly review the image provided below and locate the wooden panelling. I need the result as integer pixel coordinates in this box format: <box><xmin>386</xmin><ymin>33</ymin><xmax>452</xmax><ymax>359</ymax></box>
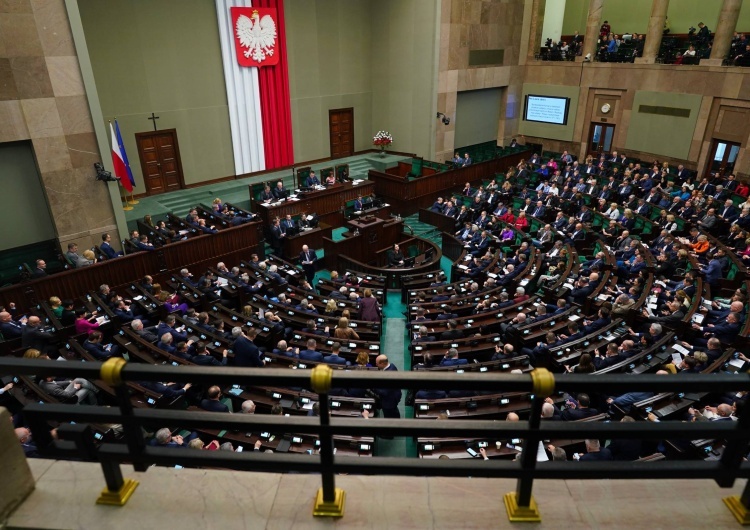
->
<box><xmin>0</xmin><ymin>221</ymin><xmax>264</xmax><ymax>309</ymax></box>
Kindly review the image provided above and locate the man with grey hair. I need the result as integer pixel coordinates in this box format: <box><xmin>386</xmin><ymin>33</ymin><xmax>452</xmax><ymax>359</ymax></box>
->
<box><xmin>150</xmin><ymin>427</ymin><xmax>198</xmax><ymax>448</ymax></box>
<box><xmin>576</xmin><ymin>439</ymin><xmax>613</xmax><ymax>461</ymax></box>
<box><xmin>241</xmin><ymin>400</ymin><xmax>256</xmax><ymax>414</ymax></box>
<box><xmin>440</xmin><ymin>347</ymin><xmax>467</xmax><ymax>367</ymax></box>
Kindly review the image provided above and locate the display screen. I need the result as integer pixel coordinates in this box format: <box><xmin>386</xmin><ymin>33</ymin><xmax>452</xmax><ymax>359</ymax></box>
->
<box><xmin>524</xmin><ymin>95</ymin><xmax>570</xmax><ymax>125</ymax></box>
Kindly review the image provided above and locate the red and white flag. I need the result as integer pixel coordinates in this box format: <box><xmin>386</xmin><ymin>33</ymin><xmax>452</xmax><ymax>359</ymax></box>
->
<box><xmin>110</xmin><ymin>121</ymin><xmax>133</xmax><ymax>193</ymax></box>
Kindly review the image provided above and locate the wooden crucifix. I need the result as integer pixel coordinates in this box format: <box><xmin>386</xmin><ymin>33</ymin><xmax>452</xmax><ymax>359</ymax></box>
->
<box><xmin>147</xmin><ymin>112</ymin><xmax>160</xmax><ymax>131</ymax></box>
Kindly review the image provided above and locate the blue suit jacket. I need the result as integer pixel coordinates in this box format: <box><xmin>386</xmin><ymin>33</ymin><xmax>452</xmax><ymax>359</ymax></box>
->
<box><xmin>703</xmin><ymin>260</ymin><xmax>723</xmax><ymax>285</ymax></box>
<box><xmin>440</xmin><ymin>358</ymin><xmax>468</xmax><ymax>366</ymax></box>
<box><xmin>157</xmin><ymin>322</ymin><xmax>188</xmax><ymax>344</ymax></box>
<box><xmin>323</xmin><ymin>354</ymin><xmax>349</xmax><ymax>366</ymax></box>
<box><xmin>300</xmin><ymin>349</ymin><xmax>324</xmax><ymax>362</ymax></box>
<box><xmin>100</xmin><ymin>242</ymin><xmax>120</xmax><ymax>259</ymax></box>
<box><xmin>233</xmin><ymin>336</ymin><xmax>263</xmax><ymax>367</ymax></box>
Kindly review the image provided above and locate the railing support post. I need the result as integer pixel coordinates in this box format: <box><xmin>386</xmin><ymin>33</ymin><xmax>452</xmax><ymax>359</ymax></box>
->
<box><xmin>724</xmin><ymin>479</ymin><xmax>750</xmax><ymax>525</ymax></box>
<box><xmin>504</xmin><ymin>368</ymin><xmax>555</xmax><ymax>523</ymax></box>
<box><xmin>96</xmin><ymin>358</ymin><xmax>140</xmax><ymax>506</ymax></box>
<box><xmin>310</xmin><ymin>364</ymin><xmax>345</xmax><ymax>517</ymax></box>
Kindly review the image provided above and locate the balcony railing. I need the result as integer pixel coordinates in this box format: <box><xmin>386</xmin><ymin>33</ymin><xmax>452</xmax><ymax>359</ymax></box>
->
<box><xmin>2</xmin><ymin>357</ymin><xmax>749</xmax><ymax>523</ymax></box>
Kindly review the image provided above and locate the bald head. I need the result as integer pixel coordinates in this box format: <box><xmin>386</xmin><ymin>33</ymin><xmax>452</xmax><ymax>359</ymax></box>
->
<box><xmin>0</xmin><ymin>312</ymin><xmax>11</xmax><ymax>323</ymax></box>
<box><xmin>506</xmin><ymin>412</ymin><xmax>520</xmax><ymax>422</ymax></box>
<box><xmin>26</xmin><ymin>316</ymin><xmax>41</xmax><ymax>327</ymax></box>
<box><xmin>376</xmin><ymin>355</ymin><xmax>389</xmax><ymax>369</ymax></box>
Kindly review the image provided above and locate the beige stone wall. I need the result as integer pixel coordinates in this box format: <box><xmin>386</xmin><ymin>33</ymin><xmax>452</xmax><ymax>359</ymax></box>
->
<box><xmin>0</xmin><ymin>0</ymin><xmax>117</xmax><ymax>252</ymax></box>
<box><xmin>435</xmin><ymin>0</ymin><xmax>527</xmax><ymax>163</ymax></box>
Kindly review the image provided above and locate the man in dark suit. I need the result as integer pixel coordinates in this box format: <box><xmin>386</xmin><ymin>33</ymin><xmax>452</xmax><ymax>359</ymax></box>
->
<box><xmin>299</xmin><ymin>244</ymin><xmax>318</xmax><ymax>283</ymax></box>
<box><xmin>259</xmin><ymin>185</ymin><xmax>275</xmax><ymax>202</ymax></box>
<box><xmin>354</xmin><ymin>195</ymin><xmax>365</xmax><ymax>211</ymax></box>
<box><xmin>100</xmin><ymin>233</ymin><xmax>122</xmax><ymax>259</ymax></box>
<box><xmin>157</xmin><ymin>315</ymin><xmax>188</xmax><ymax>344</ymax></box>
<box><xmin>232</xmin><ymin>327</ymin><xmax>264</xmax><ymax>367</ymax></box>
<box><xmin>272</xmin><ymin>180</ymin><xmax>288</xmax><ymax>200</ymax></box>
<box><xmin>439</xmin><ymin>320</ymin><xmax>464</xmax><ymax>341</ymax></box>
<box><xmin>440</xmin><ymin>348</ymin><xmax>468</xmax><ymax>366</ymax></box>
<box><xmin>192</xmin><ymin>342</ymin><xmax>229</xmax><ymax>366</ymax></box>
<box><xmin>200</xmin><ymin>386</ymin><xmax>230</xmax><ymax>412</ymax></box>
<box><xmin>531</xmin><ymin>201</ymin><xmax>546</xmax><ymax>218</ymax></box>
<box><xmin>139</xmin><ymin>380</ymin><xmax>192</xmax><ymax>400</ymax></box>
<box><xmin>31</xmin><ymin>259</ymin><xmax>48</xmax><ymax>278</ymax></box>
<box><xmin>323</xmin><ymin>343</ymin><xmax>349</xmax><ymax>366</ymax></box>
<box><xmin>0</xmin><ymin>311</ymin><xmax>24</xmax><ymax>339</ymax></box>
<box><xmin>374</xmin><ymin>354</ymin><xmax>403</xmax><ymax>419</ymax></box>
<box><xmin>546</xmin><ymin>393</ymin><xmax>599</xmax><ymax>421</ymax></box>
<box><xmin>21</xmin><ymin>316</ymin><xmax>56</xmax><ymax>354</ymax></box>
<box><xmin>270</xmin><ymin>218</ymin><xmax>286</xmax><ymax>256</ymax></box>
<box><xmin>300</xmin><ymin>338</ymin><xmax>324</xmax><ymax>362</ymax></box>
<box><xmin>306</xmin><ymin>170</ymin><xmax>320</xmax><ymax>187</ymax></box>
<box><xmin>82</xmin><ymin>331</ymin><xmax>119</xmax><ymax>360</ymax></box>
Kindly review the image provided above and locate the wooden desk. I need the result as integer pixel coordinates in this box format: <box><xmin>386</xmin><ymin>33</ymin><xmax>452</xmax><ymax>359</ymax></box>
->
<box><xmin>250</xmin><ymin>181</ymin><xmax>375</xmax><ymax>228</ymax></box>
<box><xmin>282</xmin><ymin>223</ymin><xmax>333</xmax><ymax>259</ymax></box>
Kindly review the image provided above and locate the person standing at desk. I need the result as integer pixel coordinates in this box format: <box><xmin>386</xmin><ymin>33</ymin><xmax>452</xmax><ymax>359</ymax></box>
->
<box><xmin>299</xmin><ymin>244</ymin><xmax>318</xmax><ymax>283</ymax></box>
<box><xmin>387</xmin><ymin>243</ymin><xmax>405</xmax><ymax>267</ymax></box>
<box><xmin>270</xmin><ymin>218</ymin><xmax>285</xmax><ymax>256</ymax></box>
<box><xmin>354</xmin><ymin>195</ymin><xmax>364</xmax><ymax>212</ymax></box>
<box><xmin>281</xmin><ymin>214</ymin><xmax>297</xmax><ymax>233</ymax></box>
<box><xmin>306</xmin><ymin>170</ymin><xmax>320</xmax><ymax>187</ymax></box>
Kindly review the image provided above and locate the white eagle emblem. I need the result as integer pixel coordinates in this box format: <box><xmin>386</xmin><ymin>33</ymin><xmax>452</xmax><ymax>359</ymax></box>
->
<box><xmin>235</xmin><ymin>10</ymin><xmax>277</xmax><ymax>63</ymax></box>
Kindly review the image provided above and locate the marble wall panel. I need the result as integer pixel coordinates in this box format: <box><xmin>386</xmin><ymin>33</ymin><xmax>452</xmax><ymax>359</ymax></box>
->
<box><xmin>56</xmin><ymin>95</ymin><xmax>94</xmax><ymax>135</ymax></box>
<box><xmin>46</xmin><ymin>56</ymin><xmax>85</xmax><ymax>97</ymax></box>
<box><xmin>10</xmin><ymin>56</ymin><xmax>53</xmax><ymax>99</ymax></box>
<box><xmin>30</xmin><ymin>0</ymin><xmax>76</xmax><ymax>57</ymax></box>
<box><xmin>0</xmin><ymin>13</ymin><xmax>43</xmax><ymax>56</ymax></box>
<box><xmin>31</xmin><ymin>134</ymin><xmax>71</xmax><ymax>173</ymax></box>
<box><xmin>0</xmin><ymin>58</ymin><xmax>19</xmax><ymax>100</ymax></box>
<box><xmin>20</xmin><ymin>97</ymin><xmax>62</xmax><ymax>137</ymax></box>
<box><xmin>0</xmin><ymin>100</ymin><xmax>29</xmax><ymax>141</ymax></box>
<box><xmin>65</xmin><ymin>131</ymin><xmax>100</xmax><ymax>169</ymax></box>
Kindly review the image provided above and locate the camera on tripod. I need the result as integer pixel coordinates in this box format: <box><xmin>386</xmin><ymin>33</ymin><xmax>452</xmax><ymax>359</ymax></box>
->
<box><xmin>94</xmin><ymin>162</ymin><xmax>120</xmax><ymax>182</ymax></box>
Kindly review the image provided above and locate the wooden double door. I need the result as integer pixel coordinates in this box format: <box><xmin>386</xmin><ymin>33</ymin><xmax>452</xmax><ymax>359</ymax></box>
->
<box><xmin>135</xmin><ymin>129</ymin><xmax>185</xmax><ymax>195</ymax></box>
<box><xmin>329</xmin><ymin>108</ymin><xmax>354</xmax><ymax>158</ymax></box>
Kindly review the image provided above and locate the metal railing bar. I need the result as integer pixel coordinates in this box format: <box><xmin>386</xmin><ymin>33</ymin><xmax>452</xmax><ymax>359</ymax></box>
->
<box><xmin>23</xmin><ymin>404</ymin><xmax>748</xmax><ymax>439</ymax></box>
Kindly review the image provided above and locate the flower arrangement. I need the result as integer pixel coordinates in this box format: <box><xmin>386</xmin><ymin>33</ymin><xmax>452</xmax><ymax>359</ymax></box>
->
<box><xmin>373</xmin><ymin>131</ymin><xmax>393</xmax><ymax>147</ymax></box>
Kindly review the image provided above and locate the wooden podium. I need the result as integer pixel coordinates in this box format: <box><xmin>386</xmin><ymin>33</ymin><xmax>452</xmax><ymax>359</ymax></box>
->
<box><xmin>322</xmin><ymin>216</ymin><xmax>403</xmax><ymax>269</ymax></box>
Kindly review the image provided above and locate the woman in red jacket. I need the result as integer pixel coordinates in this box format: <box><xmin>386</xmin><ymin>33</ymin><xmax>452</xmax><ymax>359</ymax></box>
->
<box><xmin>514</xmin><ymin>211</ymin><xmax>529</xmax><ymax>231</ymax></box>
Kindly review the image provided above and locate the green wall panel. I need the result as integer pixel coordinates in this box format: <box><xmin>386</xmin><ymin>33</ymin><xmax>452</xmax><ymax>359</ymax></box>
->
<box><xmin>78</xmin><ymin>0</ymin><xmax>234</xmax><ymax>189</ymax></box>
<box><xmin>455</xmin><ymin>88</ymin><xmax>502</xmax><ymax>148</ymax></box>
<box><xmin>625</xmin><ymin>91</ymin><xmax>702</xmax><ymax>160</ymax></box>
<box><xmin>0</xmin><ymin>142</ymin><xmax>56</xmax><ymax>250</ymax></box>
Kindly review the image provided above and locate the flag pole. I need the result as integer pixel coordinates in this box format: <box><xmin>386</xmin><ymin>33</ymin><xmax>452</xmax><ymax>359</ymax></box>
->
<box><xmin>127</xmin><ymin>192</ymin><xmax>139</xmax><ymax>205</ymax></box>
<box><xmin>120</xmin><ymin>185</ymin><xmax>133</xmax><ymax>211</ymax></box>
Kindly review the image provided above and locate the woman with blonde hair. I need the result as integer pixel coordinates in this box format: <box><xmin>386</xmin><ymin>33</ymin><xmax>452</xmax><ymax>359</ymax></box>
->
<box><xmin>604</xmin><ymin>202</ymin><xmax>620</xmax><ymax>220</ymax></box>
<box><xmin>242</xmin><ymin>305</ymin><xmax>254</xmax><ymax>318</ymax></box>
<box><xmin>324</xmin><ymin>299</ymin><xmax>338</xmax><ymax>315</ymax></box>
<box><xmin>81</xmin><ymin>249</ymin><xmax>96</xmax><ymax>266</ymax></box>
<box><xmin>333</xmin><ymin>316</ymin><xmax>360</xmax><ymax>340</ymax></box>
<box><xmin>49</xmin><ymin>296</ymin><xmax>63</xmax><ymax>318</ymax></box>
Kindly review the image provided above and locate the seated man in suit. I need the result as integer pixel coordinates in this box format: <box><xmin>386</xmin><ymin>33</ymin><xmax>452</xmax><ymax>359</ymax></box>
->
<box><xmin>0</xmin><ymin>311</ymin><xmax>24</xmax><ymax>339</ymax></box>
<box><xmin>200</xmin><ymin>386</ymin><xmax>230</xmax><ymax>412</ymax></box>
<box><xmin>272</xmin><ymin>180</ymin><xmax>288</xmax><ymax>200</ymax></box>
<box><xmin>306</xmin><ymin>170</ymin><xmax>321</xmax><ymax>187</ymax></box>
<box><xmin>323</xmin><ymin>342</ymin><xmax>350</xmax><ymax>366</ymax></box>
<box><xmin>192</xmin><ymin>342</ymin><xmax>229</xmax><ymax>366</ymax></box>
<box><xmin>462</xmin><ymin>152</ymin><xmax>472</xmax><ymax>166</ymax></box>
<box><xmin>82</xmin><ymin>331</ymin><xmax>119</xmax><ymax>360</ymax></box>
<box><xmin>99</xmin><ymin>233</ymin><xmax>122</xmax><ymax>259</ymax></box>
<box><xmin>440</xmin><ymin>320</ymin><xmax>464</xmax><ymax>341</ymax></box>
<box><xmin>545</xmin><ymin>393</ymin><xmax>599</xmax><ymax>421</ymax></box>
<box><xmin>387</xmin><ymin>244</ymin><xmax>405</xmax><ymax>267</ymax></box>
<box><xmin>353</xmin><ymin>195</ymin><xmax>365</xmax><ymax>212</ymax></box>
<box><xmin>259</xmin><ymin>185</ymin><xmax>275</xmax><ymax>203</ymax></box>
<box><xmin>440</xmin><ymin>347</ymin><xmax>467</xmax><ymax>367</ymax></box>
<box><xmin>66</xmin><ymin>243</ymin><xmax>93</xmax><ymax>268</ymax></box>
<box><xmin>135</xmin><ymin>234</ymin><xmax>156</xmax><ymax>251</ymax></box>
<box><xmin>31</xmin><ymin>259</ymin><xmax>48</xmax><ymax>278</ymax></box>
<box><xmin>39</xmin><ymin>375</ymin><xmax>98</xmax><ymax>405</ymax></box>
<box><xmin>131</xmin><ymin>319</ymin><xmax>158</xmax><ymax>343</ymax></box>
<box><xmin>300</xmin><ymin>338</ymin><xmax>324</xmax><ymax>362</ymax></box>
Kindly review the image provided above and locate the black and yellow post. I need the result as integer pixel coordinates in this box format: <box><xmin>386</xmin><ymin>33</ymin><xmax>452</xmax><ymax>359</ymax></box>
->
<box><xmin>504</xmin><ymin>367</ymin><xmax>555</xmax><ymax>523</ymax></box>
<box><xmin>310</xmin><ymin>364</ymin><xmax>345</xmax><ymax>517</ymax></box>
<box><xmin>95</xmin><ymin>358</ymin><xmax>139</xmax><ymax>506</ymax></box>
<box><xmin>722</xmin><ymin>407</ymin><xmax>750</xmax><ymax>525</ymax></box>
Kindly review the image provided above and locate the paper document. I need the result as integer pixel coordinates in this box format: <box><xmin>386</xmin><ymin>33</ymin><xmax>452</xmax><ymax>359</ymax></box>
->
<box><xmin>671</xmin><ymin>352</ymin><xmax>683</xmax><ymax>365</ymax></box>
<box><xmin>672</xmin><ymin>344</ymin><xmax>690</xmax><ymax>355</ymax></box>
<box><xmin>729</xmin><ymin>358</ymin><xmax>745</xmax><ymax>369</ymax></box>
